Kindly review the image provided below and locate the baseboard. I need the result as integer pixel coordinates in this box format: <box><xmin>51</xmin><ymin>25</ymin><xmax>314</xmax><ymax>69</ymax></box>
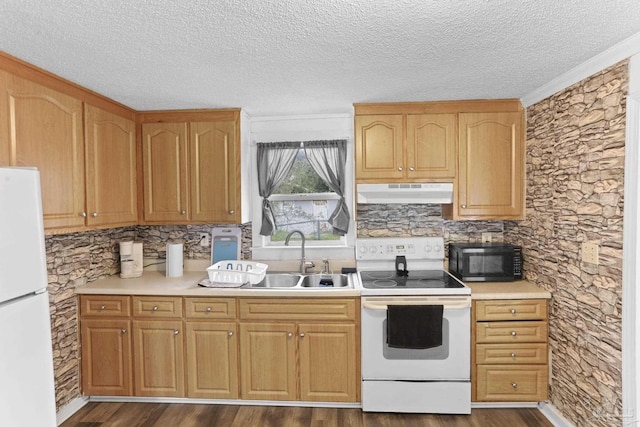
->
<box><xmin>538</xmin><ymin>402</ymin><xmax>575</xmax><ymax>427</ymax></box>
<box><xmin>472</xmin><ymin>402</ymin><xmax>538</xmax><ymax>409</ymax></box>
<box><xmin>89</xmin><ymin>396</ymin><xmax>361</xmax><ymax>409</ymax></box>
<box><xmin>56</xmin><ymin>396</ymin><xmax>89</xmax><ymax>426</ymax></box>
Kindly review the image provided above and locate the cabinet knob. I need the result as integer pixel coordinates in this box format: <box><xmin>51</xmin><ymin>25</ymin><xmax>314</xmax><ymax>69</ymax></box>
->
<box><xmin>91</xmin><ymin>212</ymin><xmax>98</xmax><ymax>217</ymax></box>
<box><xmin>206</xmin><ymin>307</ymin><xmax>212</xmax><ymax>312</ymax></box>
<box><xmin>287</xmin><ymin>332</ymin><xmax>293</xmax><ymax>337</ymax></box>
<box><xmin>180</xmin><ymin>210</ymin><xmax>186</xmax><ymax>215</ymax></box>
<box><xmin>229</xmin><ymin>210</ymin><xmax>235</xmax><ymax>214</ymax></box>
<box><xmin>299</xmin><ymin>333</ymin><xmax>305</xmax><ymax>338</ymax></box>
<box><xmin>121</xmin><ymin>329</ymin><xmax>127</xmax><ymax>334</ymax></box>
<box><xmin>80</xmin><ymin>212</ymin><xmax>87</xmax><ymax>218</ymax></box>
<box><xmin>511</xmin><ymin>353</ymin><xmax>516</xmax><ymax>359</ymax></box>
<box><xmin>511</xmin><ymin>308</ymin><xmax>517</xmax><ymax>314</ymax></box>
<box><xmin>409</xmin><ymin>167</ymin><xmax>415</xmax><ymax>171</ymax></box>
<box><xmin>398</xmin><ymin>166</ymin><xmax>403</xmax><ymax>171</ymax></box>
<box><xmin>173</xmin><ymin>330</ymin><xmax>179</xmax><ymax>335</ymax></box>
<box><xmin>461</xmin><ymin>204</ymin><xmax>467</xmax><ymax>209</ymax></box>
<box><xmin>228</xmin><ymin>331</ymin><xmax>233</xmax><ymax>337</ymax></box>
<box><xmin>511</xmin><ymin>331</ymin><xmax>517</xmax><ymax>337</ymax></box>
<box><xmin>511</xmin><ymin>382</ymin><xmax>518</xmax><ymax>389</ymax></box>
<box><xmin>99</xmin><ymin>305</ymin><xmax>106</xmax><ymax>310</ymax></box>
<box><xmin>152</xmin><ymin>306</ymin><xmax>159</xmax><ymax>311</ymax></box>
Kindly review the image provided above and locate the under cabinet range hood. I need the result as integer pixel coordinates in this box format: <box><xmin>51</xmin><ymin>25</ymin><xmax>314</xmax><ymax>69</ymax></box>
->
<box><xmin>357</xmin><ymin>183</ymin><xmax>453</xmax><ymax>204</ymax></box>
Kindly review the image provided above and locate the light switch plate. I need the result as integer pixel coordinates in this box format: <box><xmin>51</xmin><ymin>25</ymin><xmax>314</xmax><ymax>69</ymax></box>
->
<box><xmin>581</xmin><ymin>242</ymin><xmax>599</xmax><ymax>265</ymax></box>
<box><xmin>199</xmin><ymin>233</ymin><xmax>210</xmax><ymax>247</ymax></box>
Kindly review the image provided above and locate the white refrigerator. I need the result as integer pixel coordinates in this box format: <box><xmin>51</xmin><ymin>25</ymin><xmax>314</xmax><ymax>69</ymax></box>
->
<box><xmin>0</xmin><ymin>167</ymin><xmax>57</xmax><ymax>426</ymax></box>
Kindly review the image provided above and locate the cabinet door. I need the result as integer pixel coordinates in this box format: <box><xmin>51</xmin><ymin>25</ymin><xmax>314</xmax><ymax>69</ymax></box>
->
<box><xmin>458</xmin><ymin>112</ymin><xmax>524</xmax><ymax>219</ymax></box>
<box><xmin>0</xmin><ymin>71</ymin><xmax>85</xmax><ymax>228</ymax></box>
<box><xmin>185</xmin><ymin>321</ymin><xmax>238</xmax><ymax>399</ymax></box>
<box><xmin>298</xmin><ymin>323</ymin><xmax>358</xmax><ymax>402</ymax></box>
<box><xmin>80</xmin><ymin>319</ymin><xmax>132</xmax><ymax>396</ymax></box>
<box><xmin>239</xmin><ymin>322</ymin><xmax>296</xmax><ymax>400</ymax></box>
<box><xmin>189</xmin><ymin>121</ymin><xmax>239</xmax><ymax>222</ymax></box>
<box><xmin>142</xmin><ymin>122</ymin><xmax>188</xmax><ymax>222</ymax></box>
<box><xmin>133</xmin><ymin>320</ymin><xmax>185</xmax><ymax>397</ymax></box>
<box><xmin>84</xmin><ymin>104</ymin><xmax>137</xmax><ymax>226</ymax></box>
<box><xmin>355</xmin><ymin>115</ymin><xmax>404</xmax><ymax>180</ymax></box>
<box><xmin>406</xmin><ymin>113</ymin><xmax>456</xmax><ymax>179</ymax></box>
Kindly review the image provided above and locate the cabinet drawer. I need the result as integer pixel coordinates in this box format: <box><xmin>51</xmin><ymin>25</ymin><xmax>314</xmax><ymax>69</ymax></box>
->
<box><xmin>475</xmin><ymin>299</ymin><xmax>547</xmax><ymax>321</ymax></box>
<box><xmin>133</xmin><ymin>296</ymin><xmax>183</xmax><ymax>318</ymax></box>
<box><xmin>476</xmin><ymin>343</ymin><xmax>547</xmax><ymax>364</ymax></box>
<box><xmin>476</xmin><ymin>321</ymin><xmax>547</xmax><ymax>343</ymax></box>
<box><xmin>239</xmin><ymin>298</ymin><xmax>357</xmax><ymax>321</ymax></box>
<box><xmin>476</xmin><ymin>365</ymin><xmax>548</xmax><ymax>401</ymax></box>
<box><xmin>80</xmin><ymin>295</ymin><xmax>131</xmax><ymax>317</ymax></box>
<box><xmin>185</xmin><ymin>297</ymin><xmax>236</xmax><ymax>319</ymax></box>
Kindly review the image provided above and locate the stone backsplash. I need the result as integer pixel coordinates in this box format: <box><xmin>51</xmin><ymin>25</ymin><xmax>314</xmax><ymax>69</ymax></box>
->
<box><xmin>506</xmin><ymin>60</ymin><xmax>628</xmax><ymax>426</ymax></box>
<box><xmin>46</xmin><ymin>223</ymin><xmax>251</xmax><ymax>410</ymax></box>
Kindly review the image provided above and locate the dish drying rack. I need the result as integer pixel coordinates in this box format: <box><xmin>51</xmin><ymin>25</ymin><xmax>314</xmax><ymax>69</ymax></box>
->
<box><xmin>201</xmin><ymin>261</ymin><xmax>268</xmax><ymax>288</ymax></box>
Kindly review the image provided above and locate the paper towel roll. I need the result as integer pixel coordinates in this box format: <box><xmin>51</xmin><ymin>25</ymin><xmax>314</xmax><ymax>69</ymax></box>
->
<box><xmin>166</xmin><ymin>243</ymin><xmax>184</xmax><ymax>277</ymax></box>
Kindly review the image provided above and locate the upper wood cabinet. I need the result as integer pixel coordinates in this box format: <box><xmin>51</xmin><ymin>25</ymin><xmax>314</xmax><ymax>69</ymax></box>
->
<box><xmin>84</xmin><ymin>104</ymin><xmax>137</xmax><ymax>226</ymax></box>
<box><xmin>355</xmin><ymin>113</ymin><xmax>456</xmax><ymax>181</ymax></box>
<box><xmin>0</xmin><ymin>65</ymin><xmax>138</xmax><ymax>232</ymax></box>
<box><xmin>453</xmin><ymin>111</ymin><xmax>524</xmax><ymax>220</ymax></box>
<box><xmin>142</xmin><ymin>122</ymin><xmax>189</xmax><ymax>222</ymax></box>
<box><xmin>140</xmin><ymin>111</ymin><xmax>241</xmax><ymax>224</ymax></box>
<box><xmin>0</xmin><ymin>70</ymin><xmax>86</xmax><ymax>229</ymax></box>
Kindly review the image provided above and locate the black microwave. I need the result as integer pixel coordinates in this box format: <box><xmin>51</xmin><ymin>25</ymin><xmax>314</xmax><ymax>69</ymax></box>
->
<box><xmin>448</xmin><ymin>243</ymin><xmax>522</xmax><ymax>282</ymax></box>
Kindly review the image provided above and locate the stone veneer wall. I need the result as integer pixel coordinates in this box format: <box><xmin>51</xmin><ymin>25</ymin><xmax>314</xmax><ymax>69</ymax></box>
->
<box><xmin>46</xmin><ymin>223</ymin><xmax>251</xmax><ymax>410</ymax></box>
<box><xmin>505</xmin><ymin>60</ymin><xmax>628</xmax><ymax>426</ymax></box>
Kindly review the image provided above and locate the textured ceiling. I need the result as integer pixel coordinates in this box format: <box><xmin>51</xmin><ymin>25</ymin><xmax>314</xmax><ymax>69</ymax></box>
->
<box><xmin>1</xmin><ymin>0</ymin><xmax>640</xmax><ymax>116</ymax></box>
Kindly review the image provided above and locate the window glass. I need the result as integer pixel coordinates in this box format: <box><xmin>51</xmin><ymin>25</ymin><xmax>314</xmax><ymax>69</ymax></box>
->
<box><xmin>268</xmin><ymin>150</ymin><xmax>341</xmax><ymax>243</ymax></box>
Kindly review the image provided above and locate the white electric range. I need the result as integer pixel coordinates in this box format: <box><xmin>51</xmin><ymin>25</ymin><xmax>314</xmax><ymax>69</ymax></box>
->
<box><xmin>355</xmin><ymin>236</ymin><xmax>471</xmax><ymax>414</ymax></box>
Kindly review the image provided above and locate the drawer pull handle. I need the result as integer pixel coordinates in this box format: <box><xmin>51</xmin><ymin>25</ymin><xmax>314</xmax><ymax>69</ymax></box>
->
<box><xmin>228</xmin><ymin>331</ymin><xmax>233</xmax><ymax>337</ymax></box>
<box><xmin>511</xmin><ymin>353</ymin><xmax>516</xmax><ymax>358</ymax></box>
<box><xmin>511</xmin><ymin>382</ymin><xmax>518</xmax><ymax>389</ymax></box>
<box><xmin>511</xmin><ymin>308</ymin><xmax>517</xmax><ymax>314</ymax></box>
<box><xmin>287</xmin><ymin>332</ymin><xmax>293</xmax><ymax>338</ymax></box>
<box><xmin>300</xmin><ymin>333</ymin><xmax>305</xmax><ymax>338</ymax></box>
<box><xmin>99</xmin><ymin>305</ymin><xmax>106</xmax><ymax>310</ymax></box>
<box><xmin>174</xmin><ymin>330</ymin><xmax>179</xmax><ymax>335</ymax></box>
<box><xmin>206</xmin><ymin>307</ymin><xmax>212</xmax><ymax>312</ymax></box>
<box><xmin>511</xmin><ymin>331</ymin><xmax>517</xmax><ymax>337</ymax></box>
<box><xmin>461</xmin><ymin>204</ymin><xmax>467</xmax><ymax>209</ymax></box>
<box><xmin>121</xmin><ymin>329</ymin><xmax>127</xmax><ymax>334</ymax></box>
<box><xmin>398</xmin><ymin>166</ymin><xmax>403</xmax><ymax>171</ymax></box>
<box><xmin>152</xmin><ymin>306</ymin><xmax>159</xmax><ymax>311</ymax></box>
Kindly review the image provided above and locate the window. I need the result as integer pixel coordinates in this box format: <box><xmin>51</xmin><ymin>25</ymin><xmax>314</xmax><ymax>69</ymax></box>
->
<box><xmin>267</xmin><ymin>149</ymin><xmax>341</xmax><ymax>243</ymax></box>
<box><xmin>254</xmin><ymin>139</ymin><xmax>352</xmax><ymax>250</ymax></box>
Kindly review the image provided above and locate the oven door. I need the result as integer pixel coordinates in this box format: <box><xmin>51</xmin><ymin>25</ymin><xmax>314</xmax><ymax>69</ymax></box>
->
<box><xmin>361</xmin><ymin>296</ymin><xmax>470</xmax><ymax>381</ymax></box>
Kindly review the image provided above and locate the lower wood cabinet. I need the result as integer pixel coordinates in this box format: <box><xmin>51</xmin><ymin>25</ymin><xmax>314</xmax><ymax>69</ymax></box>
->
<box><xmin>472</xmin><ymin>299</ymin><xmax>549</xmax><ymax>402</ymax></box>
<box><xmin>185</xmin><ymin>321</ymin><xmax>238</xmax><ymax>399</ymax></box>
<box><xmin>80</xmin><ymin>318</ymin><xmax>132</xmax><ymax>396</ymax></box>
<box><xmin>79</xmin><ymin>295</ymin><xmax>359</xmax><ymax>403</ymax></box>
<box><xmin>132</xmin><ymin>319</ymin><xmax>185</xmax><ymax>397</ymax></box>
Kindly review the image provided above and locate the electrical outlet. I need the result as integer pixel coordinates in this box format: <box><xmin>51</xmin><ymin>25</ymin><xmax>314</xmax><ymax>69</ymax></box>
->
<box><xmin>581</xmin><ymin>242</ymin><xmax>599</xmax><ymax>265</ymax></box>
<box><xmin>482</xmin><ymin>233</ymin><xmax>492</xmax><ymax>243</ymax></box>
<box><xmin>198</xmin><ymin>233</ymin><xmax>210</xmax><ymax>247</ymax></box>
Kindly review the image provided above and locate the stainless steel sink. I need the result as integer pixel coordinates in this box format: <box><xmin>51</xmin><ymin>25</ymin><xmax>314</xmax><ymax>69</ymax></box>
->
<box><xmin>300</xmin><ymin>274</ymin><xmax>350</xmax><ymax>288</ymax></box>
<box><xmin>250</xmin><ymin>273</ymin><xmax>301</xmax><ymax>288</ymax></box>
<box><xmin>249</xmin><ymin>273</ymin><xmax>351</xmax><ymax>289</ymax></box>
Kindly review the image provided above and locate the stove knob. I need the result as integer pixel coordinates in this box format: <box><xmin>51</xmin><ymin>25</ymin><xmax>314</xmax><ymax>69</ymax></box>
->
<box><xmin>424</xmin><ymin>245</ymin><xmax>432</xmax><ymax>253</ymax></box>
<box><xmin>434</xmin><ymin>245</ymin><xmax>442</xmax><ymax>253</ymax></box>
<box><xmin>369</xmin><ymin>246</ymin><xmax>378</xmax><ymax>254</ymax></box>
<box><xmin>358</xmin><ymin>246</ymin><xmax>367</xmax><ymax>255</ymax></box>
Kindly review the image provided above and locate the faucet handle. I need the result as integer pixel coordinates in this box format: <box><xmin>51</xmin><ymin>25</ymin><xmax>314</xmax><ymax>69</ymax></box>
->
<box><xmin>303</xmin><ymin>260</ymin><xmax>316</xmax><ymax>273</ymax></box>
<box><xmin>322</xmin><ymin>258</ymin><xmax>330</xmax><ymax>274</ymax></box>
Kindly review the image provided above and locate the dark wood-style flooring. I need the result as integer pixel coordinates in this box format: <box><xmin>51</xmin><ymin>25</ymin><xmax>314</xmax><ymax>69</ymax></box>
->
<box><xmin>60</xmin><ymin>402</ymin><xmax>554</xmax><ymax>427</ymax></box>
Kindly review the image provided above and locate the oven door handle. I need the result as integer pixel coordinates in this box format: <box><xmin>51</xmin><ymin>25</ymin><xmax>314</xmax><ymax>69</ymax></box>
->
<box><xmin>362</xmin><ymin>296</ymin><xmax>471</xmax><ymax>310</ymax></box>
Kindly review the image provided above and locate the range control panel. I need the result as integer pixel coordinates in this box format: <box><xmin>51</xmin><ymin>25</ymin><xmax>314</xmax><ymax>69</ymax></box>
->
<box><xmin>356</xmin><ymin>237</ymin><xmax>445</xmax><ymax>261</ymax></box>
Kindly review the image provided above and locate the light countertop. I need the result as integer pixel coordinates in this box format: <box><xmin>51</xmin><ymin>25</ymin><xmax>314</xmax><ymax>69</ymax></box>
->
<box><xmin>465</xmin><ymin>280</ymin><xmax>551</xmax><ymax>300</ymax></box>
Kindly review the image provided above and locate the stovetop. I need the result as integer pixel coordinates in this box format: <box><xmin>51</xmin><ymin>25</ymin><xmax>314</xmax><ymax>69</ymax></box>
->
<box><xmin>359</xmin><ymin>269</ymin><xmax>465</xmax><ymax>289</ymax></box>
<box><xmin>355</xmin><ymin>237</ymin><xmax>470</xmax><ymax>296</ymax></box>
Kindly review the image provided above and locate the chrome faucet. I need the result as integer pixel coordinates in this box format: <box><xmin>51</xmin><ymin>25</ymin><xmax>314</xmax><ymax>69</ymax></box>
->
<box><xmin>285</xmin><ymin>230</ymin><xmax>315</xmax><ymax>273</ymax></box>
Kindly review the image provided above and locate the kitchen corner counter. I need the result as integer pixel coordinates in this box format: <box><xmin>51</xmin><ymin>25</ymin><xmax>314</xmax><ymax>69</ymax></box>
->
<box><xmin>465</xmin><ymin>280</ymin><xmax>551</xmax><ymax>300</ymax></box>
<box><xmin>74</xmin><ymin>270</ymin><xmax>361</xmax><ymax>297</ymax></box>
